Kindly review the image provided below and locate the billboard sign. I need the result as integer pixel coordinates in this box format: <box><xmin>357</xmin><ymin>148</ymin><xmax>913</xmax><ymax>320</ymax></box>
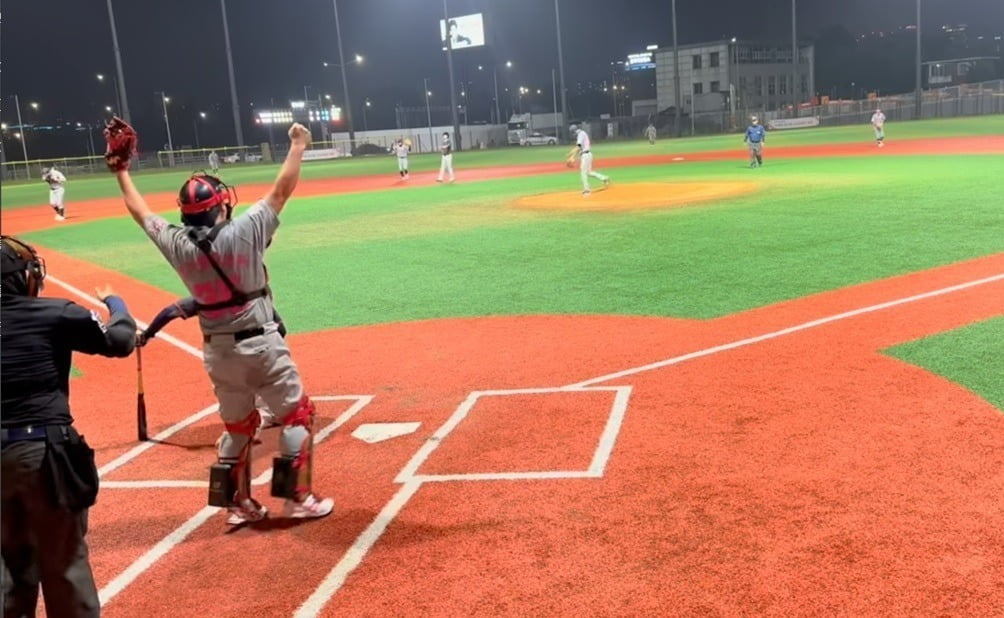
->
<box><xmin>440</xmin><ymin>13</ymin><xmax>485</xmax><ymax>50</ymax></box>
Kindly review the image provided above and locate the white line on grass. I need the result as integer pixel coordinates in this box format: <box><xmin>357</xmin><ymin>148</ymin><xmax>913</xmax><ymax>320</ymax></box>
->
<box><xmin>295</xmin><ymin>271</ymin><xmax>1004</xmax><ymax>617</ymax></box>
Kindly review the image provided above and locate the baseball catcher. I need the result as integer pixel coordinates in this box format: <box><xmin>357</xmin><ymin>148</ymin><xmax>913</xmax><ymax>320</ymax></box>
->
<box><xmin>104</xmin><ymin>117</ymin><xmax>333</xmax><ymax>524</ymax></box>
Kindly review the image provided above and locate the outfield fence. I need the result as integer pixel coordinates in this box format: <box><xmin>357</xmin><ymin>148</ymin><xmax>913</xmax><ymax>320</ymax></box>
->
<box><xmin>3</xmin><ymin>80</ymin><xmax>1002</xmax><ymax>182</ymax></box>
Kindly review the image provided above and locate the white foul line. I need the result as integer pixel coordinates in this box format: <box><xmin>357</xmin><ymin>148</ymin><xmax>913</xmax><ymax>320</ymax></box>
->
<box><xmin>568</xmin><ymin>272</ymin><xmax>1004</xmax><ymax>388</ymax></box>
<box><xmin>97</xmin><ymin>395</ymin><xmax>372</xmax><ymax>609</ymax></box>
<box><xmin>296</xmin><ymin>271</ymin><xmax>1004</xmax><ymax>617</ymax></box>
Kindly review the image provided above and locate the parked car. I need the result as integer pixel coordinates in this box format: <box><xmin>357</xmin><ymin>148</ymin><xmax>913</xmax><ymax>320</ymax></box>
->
<box><xmin>521</xmin><ymin>132</ymin><xmax>558</xmax><ymax>146</ymax></box>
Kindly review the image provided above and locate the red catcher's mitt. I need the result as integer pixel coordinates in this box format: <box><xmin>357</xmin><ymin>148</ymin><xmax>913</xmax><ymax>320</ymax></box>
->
<box><xmin>104</xmin><ymin>116</ymin><xmax>138</xmax><ymax>172</ymax></box>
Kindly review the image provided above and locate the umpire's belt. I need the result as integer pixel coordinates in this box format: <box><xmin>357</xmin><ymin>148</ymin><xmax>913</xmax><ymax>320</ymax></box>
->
<box><xmin>1</xmin><ymin>424</ymin><xmax>74</xmax><ymax>446</ymax></box>
<box><xmin>203</xmin><ymin>326</ymin><xmax>265</xmax><ymax>343</ymax></box>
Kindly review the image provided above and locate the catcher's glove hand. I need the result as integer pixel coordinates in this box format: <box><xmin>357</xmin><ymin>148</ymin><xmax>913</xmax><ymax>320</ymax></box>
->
<box><xmin>103</xmin><ymin>116</ymin><xmax>138</xmax><ymax>172</ymax></box>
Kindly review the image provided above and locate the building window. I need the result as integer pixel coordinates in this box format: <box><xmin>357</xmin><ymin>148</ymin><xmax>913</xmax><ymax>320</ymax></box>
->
<box><xmin>710</xmin><ymin>52</ymin><xmax>720</xmax><ymax>68</ymax></box>
<box><xmin>739</xmin><ymin>76</ymin><xmax>748</xmax><ymax>93</ymax></box>
<box><xmin>779</xmin><ymin>75</ymin><xmax>787</xmax><ymax>95</ymax></box>
<box><xmin>801</xmin><ymin>74</ymin><xmax>808</xmax><ymax>94</ymax></box>
<box><xmin>693</xmin><ymin>82</ymin><xmax>703</xmax><ymax>95</ymax></box>
<box><xmin>710</xmin><ymin>81</ymin><xmax>721</xmax><ymax>93</ymax></box>
<box><xmin>755</xmin><ymin>76</ymin><xmax>763</xmax><ymax>96</ymax></box>
<box><xmin>692</xmin><ymin>54</ymin><xmax>702</xmax><ymax>70</ymax></box>
<box><xmin>767</xmin><ymin>75</ymin><xmax>776</xmax><ymax>96</ymax></box>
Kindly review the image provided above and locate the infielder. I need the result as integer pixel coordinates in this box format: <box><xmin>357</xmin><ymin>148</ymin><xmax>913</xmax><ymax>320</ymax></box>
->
<box><xmin>568</xmin><ymin>124</ymin><xmax>609</xmax><ymax>196</ymax></box>
<box><xmin>104</xmin><ymin>118</ymin><xmax>333</xmax><ymax>525</ymax></box>
<box><xmin>209</xmin><ymin>150</ymin><xmax>221</xmax><ymax>174</ymax></box>
<box><xmin>744</xmin><ymin>116</ymin><xmax>766</xmax><ymax>168</ymax></box>
<box><xmin>42</xmin><ymin>167</ymin><xmax>67</xmax><ymax>221</ymax></box>
<box><xmin>645</xmin><ymin>123</ymin><xmax>657</xmax><ymax>145</ymax></box>
<box><xmin>437</xmin><ymin>132</ymin><xmax>455</xmax><ymax>183</ymax></box>
<box><xmin>871</xmin><ymin>108</ymin><xmax>886</xmax><ymax>147</ymax></box>
<box><xmin>393</xmin><ymin>138</ymin><xmax>410</xmax><ymax>180</ymax></box>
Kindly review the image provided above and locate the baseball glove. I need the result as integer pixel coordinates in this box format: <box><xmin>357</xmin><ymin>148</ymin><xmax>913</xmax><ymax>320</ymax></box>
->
<box><xmin>565</xmin><ymin>155</ymin><xmax>577</xmax><ymax>168</ymax></box>
<box><xmin>103</xmin><ymin>116</ymin><xmax>138</xmax><ymax>172</ymax></box>
<box><xmin>403</xmin><ymin>138</ymin><xmax>412</xmax><ymax>148</ymax></box>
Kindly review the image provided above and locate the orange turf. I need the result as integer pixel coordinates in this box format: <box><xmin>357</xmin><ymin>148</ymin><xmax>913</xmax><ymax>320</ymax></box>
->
<box><xmin>12</xmin><ymin>137</ymin><xmax>1004</xmax><ymax>617</ymax></box>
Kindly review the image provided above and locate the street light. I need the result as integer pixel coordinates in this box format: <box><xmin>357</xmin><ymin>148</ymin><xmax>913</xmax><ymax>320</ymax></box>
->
<box><xmin>157</xmin><ymin>91</ymin><xmax>175</xmax><ymax>165</ymax></box>
<box><xmin>30</xmin><ymin>102</ymin><xmax>39</xmax><ymax>111</ymax></box>
<box><xmin>362</xmin><ymin>99</ymin><xmax>371</xmax><ymax>131</ymax></box>
<box><xmin>97</xmin><ymin>72</ymin><xmax>122</xmax><ymax>115</ymax></box>
<box><xmin>193</xmin><ymin>111</ymin><xmax>207</xmax><ymax>149</ymax></box>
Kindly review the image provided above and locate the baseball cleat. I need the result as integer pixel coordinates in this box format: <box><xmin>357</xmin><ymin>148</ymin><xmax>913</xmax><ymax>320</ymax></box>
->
<box><xmin>226</xmin><ymin>497</ymin><xmax>268</xmax><ymax>525</ymax></box>
<box><xmin>283</xmin><ymin>494</ymin><xmax>334</xmax><ymax>519</ymax></box>
<box><xmin>602</xmin><ymin>178</ymin><xmax>610</xmax><ymax>187</ymax></box>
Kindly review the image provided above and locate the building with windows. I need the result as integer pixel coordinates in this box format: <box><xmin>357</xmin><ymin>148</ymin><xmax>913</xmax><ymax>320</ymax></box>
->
<box><xmin>654</xmin><ymin>40</ymin><xmax>815</xmax><ymax>115</ymax></box>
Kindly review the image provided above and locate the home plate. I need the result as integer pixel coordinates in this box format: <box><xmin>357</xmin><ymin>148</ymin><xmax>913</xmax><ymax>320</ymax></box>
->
<box><xmin>351</xmin><ymin>422</ymin><xmax>421</xmax><ymax>444</ymax></box>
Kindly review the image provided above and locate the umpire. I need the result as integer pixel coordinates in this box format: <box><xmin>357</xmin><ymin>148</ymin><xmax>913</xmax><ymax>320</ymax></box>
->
<box><xmin>1</xmin><ymin>235</ymin><xmax>136</xmax><ymax>617</ymax></box>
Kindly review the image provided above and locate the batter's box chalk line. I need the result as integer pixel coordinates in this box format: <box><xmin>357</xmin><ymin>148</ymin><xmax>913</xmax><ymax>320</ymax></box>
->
<box><xmin>100</xmin><ymin>395</ymin><xmax>374</xmax><ymax>490</ymax></box>
<box><xmin>395</xmin><ymin>385</ymin><xmax>633</xmax><ymax>484</ymax></box>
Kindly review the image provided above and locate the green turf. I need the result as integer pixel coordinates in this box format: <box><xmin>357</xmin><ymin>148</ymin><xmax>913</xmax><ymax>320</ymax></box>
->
<box><xmin>885</xmin><ymin>317</ymin><xmax>1004</xmax><ymax>412</ymax></box>
<box><xmin>3</xmin><ymin>115</ymin><xmax>1001</xmax><ymax>209</ymax></box>
<box><xmin>22</xmin><ymin>152</ymin><xmax>1004</xmax><ymax>331</ymax></box>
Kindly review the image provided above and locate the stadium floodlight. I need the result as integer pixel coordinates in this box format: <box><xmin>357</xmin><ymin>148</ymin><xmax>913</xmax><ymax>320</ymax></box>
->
<box><xmin>106</xmin><ymin>106</ymin><xmax>113</xmax><ymax>112</ymax></box>
<box><xmin>30</xmin><ymin>102</ymin><xmax>39</xmax><ymax>110</ymax></box>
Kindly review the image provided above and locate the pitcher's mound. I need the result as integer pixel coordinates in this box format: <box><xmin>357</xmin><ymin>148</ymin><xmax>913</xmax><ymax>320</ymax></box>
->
<box><xmin>513</xmin><ymin>181</ymin><xmax>758</xmax><ymax>212</ymax></box>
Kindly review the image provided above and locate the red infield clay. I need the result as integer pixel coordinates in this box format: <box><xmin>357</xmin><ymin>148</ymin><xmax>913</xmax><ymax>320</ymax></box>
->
<box><xmin>5</xmin><ymin>134</ymin><xmax>1003</xmax><ymax>235</ymax></box>
<box><xmin>33</xmin><ymin>239</ymin><xmax>1004</xmax><ymax>616</ymax></box>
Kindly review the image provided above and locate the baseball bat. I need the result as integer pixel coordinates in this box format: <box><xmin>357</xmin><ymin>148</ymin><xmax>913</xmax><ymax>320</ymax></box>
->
<box><xmin>136</xmin><ymin>344</ymin><xmax>148</xmax><ymax>442</ymax></box>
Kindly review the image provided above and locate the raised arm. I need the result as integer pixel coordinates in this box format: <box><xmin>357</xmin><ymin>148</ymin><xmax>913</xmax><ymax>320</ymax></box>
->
<box><xmin>115</xmin><ymin>169</ymin><xmax>156</xmax><ymax>226</ymax></box>
<box><xmin>264</xmin><ymin>123</ymin><xmax>312</xmax><ymax>215</ymax></box>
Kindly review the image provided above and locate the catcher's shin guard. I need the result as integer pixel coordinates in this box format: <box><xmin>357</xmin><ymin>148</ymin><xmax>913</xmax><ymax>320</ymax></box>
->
<box><xmin>271</xmin><ymin>395</ymin><xmax>316</xmax><ymax>501</ymax></box>
<box><xmin>208</xmin><ymin>410</ymin><xmax>260</xmax><ymax>507</ymax></box>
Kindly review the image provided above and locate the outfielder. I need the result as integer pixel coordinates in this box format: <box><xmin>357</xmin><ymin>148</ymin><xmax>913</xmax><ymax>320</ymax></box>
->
<box><xmin>568</xmin><ymin>124</ymin><xmax>609</xmax><ymax>196</ymax></box>
<box><xmin>645</xmin><ymin>123</ymin><xmax>657</xmax><ymax>145</ymax></box>
<box><xmin>744</xmin><ymin>116</ymin><xmax>766</xmax><ymax>168</ymax></box>
<box><xmin>437</xmin><ymin>132</ymin><xmax>455</xmax><ymax>183</ymax></box>
<box><xmin>209</xmin><ymin>150</ymin><xmax>221</xmax><ymax>174</ymax></box>
<box><xmin>393</xmin><ymin>138</ymin><xmax>410</xmax><ymax>180</ymax></box>
<box><xmin>871</xmin><ymin>108</ymin><xmax>886</xmax><ymax>147</ymax></box>
<box><xmin>42</xmin><ymin>167</ymin><xmax>67</xmax><ymax>221</ymax></box>
<box><xmin>103</xmin><ymin>117</ymin><xmax>333</xmax><ymax>525</ymax></box>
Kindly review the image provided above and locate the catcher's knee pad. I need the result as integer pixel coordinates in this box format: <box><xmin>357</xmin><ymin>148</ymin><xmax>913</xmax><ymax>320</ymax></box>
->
<box><xmin>208</xmin><ymin>410</ymin><xmax>260</xmax><ymax>508</ymax></box>
<box><xmin>271</xmin><ymin>395</ymin><xmax>316</xmax><ymax>501</ymax></box>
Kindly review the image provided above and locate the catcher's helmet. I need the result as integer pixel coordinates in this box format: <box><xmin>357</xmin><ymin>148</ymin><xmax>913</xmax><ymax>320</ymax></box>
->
<box><xmin>1</xmin><ymin>235</ymin><xmax>46</xmax><ymax>297</ymax></box>
<box><xmin>177</xmin><ymin>172</ymin><xmax>237</xmax><ymax>219</ymax></box>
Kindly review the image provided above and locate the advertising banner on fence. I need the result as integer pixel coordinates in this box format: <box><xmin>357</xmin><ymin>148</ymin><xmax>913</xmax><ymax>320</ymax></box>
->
<box><xmin>767</xmin><ymin>117</ymin><xmax>821</xmax><ymax>130</ymax></box>
<box><xmin>302</xmin><ymin>148</ymin><xmax>347</xmax><ymax>161</ymax></box>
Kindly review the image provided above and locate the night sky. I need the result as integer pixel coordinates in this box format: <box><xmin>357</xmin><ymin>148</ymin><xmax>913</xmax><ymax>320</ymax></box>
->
<box><xmin>3</xmin><ymin>0</ymin><xmax>1003</xmax><ymax>145</ymax></box>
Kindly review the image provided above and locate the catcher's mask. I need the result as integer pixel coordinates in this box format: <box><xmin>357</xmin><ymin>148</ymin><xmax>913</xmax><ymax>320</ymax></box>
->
<box><xmin>177</xmin><ymin>172</ymin><xmax>237</xmax><ymax>224</ymax></box>
<box><xmin>1</xmin><ymin>235</ymin><xmax>46</xmax><ymax>297</ymax></box>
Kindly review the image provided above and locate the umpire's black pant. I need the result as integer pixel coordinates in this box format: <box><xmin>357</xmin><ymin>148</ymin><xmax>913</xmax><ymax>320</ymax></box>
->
<box><xmin>1</xmin><ymin>440</ymin><xmax>100</xmax><ymax>618</ymax></box>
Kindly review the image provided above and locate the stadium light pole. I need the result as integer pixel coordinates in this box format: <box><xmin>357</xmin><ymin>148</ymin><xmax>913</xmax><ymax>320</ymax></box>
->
<box><xmin>554</xmin><ymin>0</ymin><xmax>570</xmax><ymax>143</ymax></box>
<box><xmin>442</xmin><ymin>0</ymin><xmax>462</xmax><ymax>151</ymax></box>
<box><xmin>157</xmin><ymin>92</ymin><xmax>175</xmax><ymax>166</ymax></box>
<box><xmin>672</xmin><ymin>0</ymin><xmax>681</xmax><ymax>137</ymax></box>
<box><xmin>332</xmin><ymin>0</ymin><xmax>358</xmax><ymax>151</ymax></box>
<box><xmin>792</xmin><ymin>0</ymin><xmax>798</xmax><ymax>116</ymax></box>
<box><xmin>104</xmin><ymin>0</ymin><xmax>132</xmax><ymax>123</ymax></box>
<box><xmin>915</xmin><ymin>0</ymin><xmax>923</xmax><ymax>118</ymax></box>
<box><xmin>220</xmin><ymin>0</ymin><xmax>245</xmax><ymax>147</ymax></box>
<box><xmin>13</xmin><ymin>95</ymin><xmax>30</xmax><ymax>176</ymax></box>
<box><xmin>424</xmin><ymin>78</ymin><xmax>434</xmax><ymax>150</ymax></box>
<box><xmin>97</xmin><ymin>73</ymin><xmax>122</xmax><ymax>118</ymax></box>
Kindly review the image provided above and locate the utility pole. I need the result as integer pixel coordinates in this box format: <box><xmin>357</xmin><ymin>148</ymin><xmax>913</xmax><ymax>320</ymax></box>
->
<box><xmin>552</xmin><ymin>68</ymin><xmax>559</xmax><ymax>135</ymax></box>
<box><xmin>333</xmin><ymin>0</ymin><xmax>356</xmax><ymax>150</ymax></box>
<box><xmin>672</xmin><ymin>0</ymin><xmax>681</xmax><ymax>137</ymax></box>
<box><xmin>104</xmin><ymin>0</ymin><xmax>131</xmax><ymax>123</ymax></box>
<box><xmin>13</xmin><ymin>94</ymin><xmax>30</xmax><ymax>176</ymax></box>
<box><xmin>157</xmin><ymin>91</ymin><xmax>175</xmax><ymax>166</ymax></box>
<box><xmin>424</xmin><ymin>78</ymin><xmax>434</xmax><ymax>151</ymax></box>
<box><xmin>220</xmin><ymin>0</ymin><xmax>245</xmax><ymax>146</ymax></box>
<box><xmin>555</xmin><ymin>0</ymin><xmax>570</xmax><ymax>142</ymax></box>
<box><xmin>792</xmin><ymin>0</ymin><xmax>799</xmax><ymax>116</ymax></box>
<box><xmin>915</xmin><ymin>0</ymin><xmax>923</xmax><ymax>118</ymax></box>
<box><xmin>443</xmin><ymin>0</ymin><xmax>462</xmax><ymax>150</ymax></box>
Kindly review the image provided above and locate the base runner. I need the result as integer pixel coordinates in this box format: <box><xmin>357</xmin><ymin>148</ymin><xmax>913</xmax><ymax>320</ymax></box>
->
<box><xmin>42</xmin><ymin>167</ymin><xmax>67</xmax><ymax>221</ymax></box>
<box><xmin>104</xmin><ymin>117</ymin><xmax>333</xmax><ymax>525</ymax></box>
<box><xmin>394</xmin><ymin>138</ymin><xmax>411</xmax><ymax>180</ymax></box>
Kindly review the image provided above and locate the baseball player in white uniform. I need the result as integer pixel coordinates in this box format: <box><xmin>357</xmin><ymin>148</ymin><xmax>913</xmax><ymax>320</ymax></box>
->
<box><xmin>209</xmin><ymin>150</ymin><xmax>221</xmax><ymax>174</ymax></box>
<box><xmin>871</xmin><ymin>109</ymin><xmax>886</xmax><ymax>147</ymax></box>
<box><xmin>569</xmin><ymin>124</ymin><xmax>609</xmax><ymax>196</ymax></box>
<box><xmin>645</xmin><ymin>124</ymin><xmax>657</xmax><ymax>145</ymax></box>
<box><xmin>42</xmin><ymin>167</ymin><xmax>67</xmax><ymax>221</ymax></box>
<box><xmin>437</xmin><ymin>132</ymin><xmax>455</xmax><ymax>183</ymax></box>
<box><xmin>393</xmin><ymin>139</ymin><xmax>410</xmax><ymax>180</ymax></box>
<box><xmin>110</xmin><ymin>123</ymin><xmax>334</xmax><ymax>525</ymax></box>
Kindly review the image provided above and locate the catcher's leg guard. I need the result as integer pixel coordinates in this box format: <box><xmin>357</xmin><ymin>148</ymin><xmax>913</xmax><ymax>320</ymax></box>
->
<box><xmin>208</xmin><ymin>409</ymin><xmax>260</xmax><ymax>507</ymax></box>
<box><xmin>271</xmin><ymin>395</ymin><xmax>316</xmax><ymax>501</ymax></box>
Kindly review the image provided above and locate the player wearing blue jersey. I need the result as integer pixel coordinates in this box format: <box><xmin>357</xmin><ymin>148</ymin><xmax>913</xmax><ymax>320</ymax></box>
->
<box><xmin>744</xmin><ymin>116</ymin><xmax>766</xmax><ymax>168</ymax></box>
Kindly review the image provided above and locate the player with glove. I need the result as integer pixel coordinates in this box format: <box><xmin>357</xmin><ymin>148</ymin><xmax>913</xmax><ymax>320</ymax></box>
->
<box><xmin>568</xmin><ymin>124</ymin><xmax>609</xmax><ymax>196</ymax></box>
<box><xmin>103</xmin><ymin>117</ymin><xmax>334</xmax><ymax>525</ymax></box>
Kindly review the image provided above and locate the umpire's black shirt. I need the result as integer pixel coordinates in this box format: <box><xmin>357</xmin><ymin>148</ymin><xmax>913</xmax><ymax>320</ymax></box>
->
<box><xmin>1</xmin><ymin>295</ymin><xmax>136</xmax><ymax>428</ymax></box>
